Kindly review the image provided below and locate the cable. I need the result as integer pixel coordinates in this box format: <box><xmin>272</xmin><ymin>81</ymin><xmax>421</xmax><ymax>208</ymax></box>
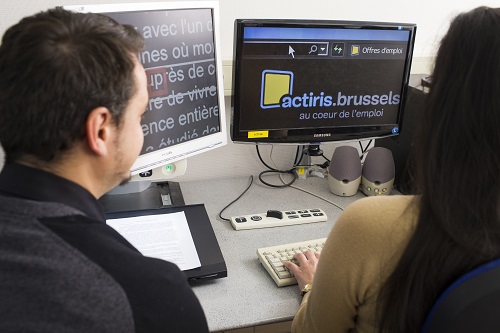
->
<box><xmin>259</xmin><ymin>169</ymin><xmax>296</xmax><ymax>188</ymax></box>
<box><xmin>320</xmin><ymin>153</ymin><xmax>330</xmax><ymax>163</ymax></box>
<box><xmin>218</xmin><ymin>175</ymin><xmax>254</xmax><ymax>222</ymax></box>
<box><xmin>359</xmin><ymin>139</ymin><xmax>373</xmax><ymax>159</ymax></box>
<box><xmin>256</xmin><ymin>144</ymin><xmax>344</xmax><ymax>210</ymax></box>
<box><xmin>255</xmin><ymin>144</ymin><xmax>298</xmax><ymax>188</ymax></box>
<box><xmin>256</xmin><ymin>145</ymin><xmax>281</xmax><ymax>172</ymax></box>
<box><xmin>257</xmin><ymin>144</ymin><xmax>304</xmax><ymax>171</ymax></box>
<box><xmin>278</xmin><ymin>173</ymin><xmax>345</xmax><ymax>211</ymax></box>
<box><xmin>294</xmin><ymin>146</ymin><xmax>304</xmax><ymax>166</ymax></box>
<box><xmin>256</xmin><ymin>143</ymin><xmax>344</xmax><ymax>210</ymax></box>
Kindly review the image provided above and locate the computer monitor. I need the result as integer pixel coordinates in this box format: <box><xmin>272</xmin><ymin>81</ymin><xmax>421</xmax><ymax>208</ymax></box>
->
<box><xmin>65</xmin><ymin>2</ymin><xmax>227</xmax><ymax>210</ymax></box>
<box><xmin>231</xmin><ymin>19</ymin><xmax>416</xmax><ymax>153</ymax></box>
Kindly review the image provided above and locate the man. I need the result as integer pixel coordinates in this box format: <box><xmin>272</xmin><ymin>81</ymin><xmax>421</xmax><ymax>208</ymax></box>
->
<box><xmin>0</xmin><ymin>8</ymin><xmax>208</xmax><ymax>332</ymax></box>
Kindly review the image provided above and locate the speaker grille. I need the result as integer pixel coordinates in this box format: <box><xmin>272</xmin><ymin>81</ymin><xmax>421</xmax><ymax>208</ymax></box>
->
<box><xmin>363</xmin><ymin>147</ymin><xmax>395</xmax><ymax>183</ymax></box>
<box><xmin>329</xmin><ymin>146</ymin><xmax>362</xmax><ymax>181</ymax></box>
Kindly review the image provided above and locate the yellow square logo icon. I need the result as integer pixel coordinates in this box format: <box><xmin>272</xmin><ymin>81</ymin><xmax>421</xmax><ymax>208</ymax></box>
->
<box><xmin>260</xmin><ymin>70</ymin><xmax>294</xmax><ymax>109</ymax></box>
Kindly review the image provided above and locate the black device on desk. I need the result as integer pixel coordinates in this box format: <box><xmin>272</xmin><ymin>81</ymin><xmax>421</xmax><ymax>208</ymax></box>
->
<box><xmin>105</xmin><ymin>204</ymin><xmax>227</xmax><ymax>283</ymax></box>
<box><xmin>99</xmin><ymin>181</ymin><xmax>185</xmax><ymax>212</ymax></box>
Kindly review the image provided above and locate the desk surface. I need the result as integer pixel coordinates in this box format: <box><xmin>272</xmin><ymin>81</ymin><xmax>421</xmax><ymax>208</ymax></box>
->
<box><xmin>180</xmin><ymin>175</ymin><xmax>366</xmax><ymax>331</ymax></box>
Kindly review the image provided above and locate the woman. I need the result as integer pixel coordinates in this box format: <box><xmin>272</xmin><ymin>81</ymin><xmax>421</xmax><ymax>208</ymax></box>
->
<box><xmin>284</xmin><ymin>6</ymin><xmax>500</xmax><ymax>332</ymax></box>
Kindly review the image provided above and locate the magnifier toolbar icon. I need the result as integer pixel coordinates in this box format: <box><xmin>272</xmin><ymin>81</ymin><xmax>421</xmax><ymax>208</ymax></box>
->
<box><xmin>308</xmin><ymin>45</ymin><xmax>317</xmax><ymax>54</ymax></box>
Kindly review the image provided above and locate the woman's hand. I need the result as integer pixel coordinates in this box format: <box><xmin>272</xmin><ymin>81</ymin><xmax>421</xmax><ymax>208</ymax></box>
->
<box><xmin>283</xmin><ymin>250</ymin><xmax>320</xmax><ymax>291</ymax></box>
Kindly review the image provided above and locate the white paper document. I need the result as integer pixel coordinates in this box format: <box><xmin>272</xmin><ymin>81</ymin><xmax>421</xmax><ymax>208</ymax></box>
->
<box><xmin>106</xmin><ymin>211</ymin><xmax>201</xmax><ymax>271</ymax></box>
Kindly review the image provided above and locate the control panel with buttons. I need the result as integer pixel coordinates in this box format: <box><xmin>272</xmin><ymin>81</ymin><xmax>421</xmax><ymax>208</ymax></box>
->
<box><xmin>230</xmin><ymin>208</ymin><xmax>327</xmax><ymax>230</ymax></box>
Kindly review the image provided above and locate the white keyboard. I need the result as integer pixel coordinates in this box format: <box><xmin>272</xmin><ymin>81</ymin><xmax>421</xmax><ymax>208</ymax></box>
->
<box><xmin>230</xmin><ymin>208</ymin><xmax>327</xmax><ymax>230</ymax></box>
<box><xmin>257</xmin><ymin>238</ymin><xmax>327</xmax><ymax>287</ymax></box>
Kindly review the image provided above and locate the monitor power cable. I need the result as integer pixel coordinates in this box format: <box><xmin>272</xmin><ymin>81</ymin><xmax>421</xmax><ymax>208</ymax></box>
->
<box><xmin>256</xmin><ymin>145</ymin><xmax>298</xmax><ymax>188</ymax></box>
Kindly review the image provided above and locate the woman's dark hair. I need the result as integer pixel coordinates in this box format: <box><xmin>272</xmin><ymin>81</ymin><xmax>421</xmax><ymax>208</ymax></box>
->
<box><xmin>377</xmin><ymin>6</ymin><xmax>500</xmax><ymax>332</ymax></box>
<box><xmin>0</xmin><ymin>8</ymin><xmax>144</xmax><ymax>162</ymax></box>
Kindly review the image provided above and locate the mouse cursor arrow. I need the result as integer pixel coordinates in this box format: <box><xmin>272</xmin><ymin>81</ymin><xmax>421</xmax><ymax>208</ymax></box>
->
<box><xmin>288</xmin><ymin>45</ymin><xmax>295</xmax><ymax>58</ymax></box>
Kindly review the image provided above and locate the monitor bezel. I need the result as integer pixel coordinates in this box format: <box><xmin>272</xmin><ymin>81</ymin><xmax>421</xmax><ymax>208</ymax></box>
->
<box><xmin>231</xmin><ymin>19</ymin><xmax>416</xmax><ymax>145</ymax></box>
<box><xmin>64</xmin><ymin>2</ymin><xmax>227</xmax><ymax>175</ymax></box>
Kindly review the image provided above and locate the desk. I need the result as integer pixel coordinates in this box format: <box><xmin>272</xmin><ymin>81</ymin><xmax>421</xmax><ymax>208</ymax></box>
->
<box><xmin>180</xmin><ymin>175</ymin><xmax>366</xmax><ymax>332</ymax></box>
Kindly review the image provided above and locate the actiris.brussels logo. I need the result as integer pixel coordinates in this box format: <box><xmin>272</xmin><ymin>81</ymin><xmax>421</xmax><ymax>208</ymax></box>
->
<box><xmin>260</xmin><ymin>69</ymin><xmax>401</xmax><ymax>110</ymax></box>
<box><xmin>260</xmin><ymin>70</ymin><xmax>294</xmax><ymax>109</ymax></box>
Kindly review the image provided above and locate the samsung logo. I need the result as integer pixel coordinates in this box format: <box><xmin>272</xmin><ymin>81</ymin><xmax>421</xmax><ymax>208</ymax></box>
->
<box><xmin>314</xmin><ymin>133</ymin><xmax>331</xmax><ymax>138</ymax></box>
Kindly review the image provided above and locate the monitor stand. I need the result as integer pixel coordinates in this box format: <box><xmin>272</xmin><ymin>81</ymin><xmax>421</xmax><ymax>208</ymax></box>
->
<box><xmin>295</xmin><ymin>144</ymin><xmax>325</xmax><ymax>180</ymax></box>
<box><xmin>99</xmin><ymin>180</ymin><xmax>185</xmax><ymax>213</ymax></box>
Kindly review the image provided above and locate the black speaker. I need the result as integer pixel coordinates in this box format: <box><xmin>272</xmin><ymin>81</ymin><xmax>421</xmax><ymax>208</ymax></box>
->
<box><xmin>361</xmin><ymin>147</ymin><xmax>395</xmax><ymax>196</ymax></box>
<box><xmin>375</xmin><ymin>74</ymin><xmax>428</xmax><ymax>194</ymax></box>
<box><xmin>328</xmin><ymin>146</ymin><xmax>362</xmax><ymax>196</ymax></box>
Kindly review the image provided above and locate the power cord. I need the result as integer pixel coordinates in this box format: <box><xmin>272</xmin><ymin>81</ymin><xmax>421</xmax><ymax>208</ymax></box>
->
<box><xmin>266</xmin><ymin>147</ymin><xmax>343</xmax><ymax>211</ymax></box>
<box><xmin>259</xmin><ymin>170</ymin><xmax>296</xmax><ymax>187</ymax></box>
<box><xmin>256</xmin><ymin>145</ymin><xmax>298</xmax><ymax>187</ymax></box>
<box><xmin>218</xmin><ymin>175</ymin><xmax>254</xmax><ymax>222</ymax></box>
<box><xmin>278</xmin><ymin>173</ymin><xmax>345</xmax><ymax>211</ymax></box>
<box><xmin>359</xmin><ymin>139</ymin><xmax>373</xmax><ymax>160</ymax></box>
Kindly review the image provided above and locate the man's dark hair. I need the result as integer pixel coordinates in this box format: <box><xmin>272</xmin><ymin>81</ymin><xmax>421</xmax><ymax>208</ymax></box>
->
<box><xmin>0</xmin><ymin>8</ymin><xmax>144</xmax><ymax>162</ymax></box>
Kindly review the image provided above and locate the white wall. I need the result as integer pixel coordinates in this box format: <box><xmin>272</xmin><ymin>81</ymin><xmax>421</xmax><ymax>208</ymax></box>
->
<box><xmin>0</xmin><ymin>0</ymin><xmax>496</xmax><ymax>180</ymax></box>
<box><xmin>1</xmin><ymin>0</ymin><xmax>497</xmax><ymax>59</ymax></box>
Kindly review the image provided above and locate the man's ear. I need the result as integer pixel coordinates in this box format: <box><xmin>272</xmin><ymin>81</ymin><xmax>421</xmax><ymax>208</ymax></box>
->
<box><xmin>85</xmin><ymin>107</ymin><xmax>114</xmax><ymax>157</ymax></box>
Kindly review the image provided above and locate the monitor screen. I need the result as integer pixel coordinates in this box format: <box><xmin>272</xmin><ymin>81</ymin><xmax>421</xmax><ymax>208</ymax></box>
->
<box><xmin>65</xmin><ymin>2</ymin><xmax>227</xmax><ymax>177</ymax></box>
<box><xmin>231</xmin><ymin>19</ymin><xmax>416</xmax><ymax>144</ymax></box>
